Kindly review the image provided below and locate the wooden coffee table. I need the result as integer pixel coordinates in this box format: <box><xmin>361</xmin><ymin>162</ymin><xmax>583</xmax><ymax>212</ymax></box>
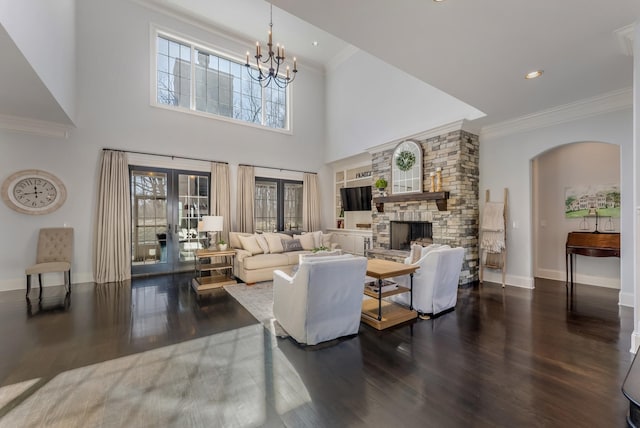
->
<box><xmin>361</xmin><ymin>259</ymin><xmax>418</xmax><ymax>330</ymax></box>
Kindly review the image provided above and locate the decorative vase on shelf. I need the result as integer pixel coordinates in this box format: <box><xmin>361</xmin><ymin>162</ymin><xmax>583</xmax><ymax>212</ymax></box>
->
<box><xmin>218</xmin><ymin>243</ymin><xmax>228</xmax><ymax>251</ymax></box>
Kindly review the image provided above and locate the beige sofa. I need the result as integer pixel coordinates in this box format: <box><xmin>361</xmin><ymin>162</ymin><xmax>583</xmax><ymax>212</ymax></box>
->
<box><xmin>229</xmin><ymin>231</ymin><xmax>337</xmax><ymax>284</ymax></box>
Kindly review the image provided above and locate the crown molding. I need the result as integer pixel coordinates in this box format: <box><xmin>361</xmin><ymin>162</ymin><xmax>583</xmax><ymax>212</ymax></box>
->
<box><xmin>366</xmin><ymin>119</ymin><xmax>477</xmax><ymax>154</ymax></box>
<box><xmin>479</xmin><ymin>87</ymin><xmax>633</xmax><ymax>141</ymax></box>
<box><xmin>614</xmin><ymin>24</ymin><xmax>635</xmax><ymax>56</ymax></box>
<box><xmin>0</xmin><ymin>114</ymin><xmax>72</xmax><ymax>139</ymax></box>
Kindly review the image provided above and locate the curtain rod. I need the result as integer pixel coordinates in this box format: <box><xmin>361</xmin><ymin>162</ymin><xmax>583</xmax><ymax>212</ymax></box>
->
<box><xmin>103</xmin><ymin>148</ymin><xmax>228</xmax><ymax>165</ymax></box>
<box><xmin>238</xmin><ymin>164</ymin><xmax>316</xmax><ymax>175</ymax></box>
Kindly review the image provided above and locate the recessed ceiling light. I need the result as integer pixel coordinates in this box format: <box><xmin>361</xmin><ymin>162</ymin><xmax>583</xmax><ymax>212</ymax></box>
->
<box><xmin>433</xmin><ymin>0</ymin><xmax>446</xmax><ymax>2</ymax></box>
<box><xmin>312</xmin><ymin>41</ymin><xmax>319</xmax><ymax>47</ymax></box>
<box><xmin>525</xmin><ymin>70</ymin><xmax>543</xmax><ymax>79</ymax></box>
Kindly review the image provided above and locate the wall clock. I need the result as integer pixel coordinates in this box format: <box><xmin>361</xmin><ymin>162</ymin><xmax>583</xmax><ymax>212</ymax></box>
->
<box><xmin>1</xmin><ymin>170</ymin><xmax>67</xmax><ymax>215</ymax></box>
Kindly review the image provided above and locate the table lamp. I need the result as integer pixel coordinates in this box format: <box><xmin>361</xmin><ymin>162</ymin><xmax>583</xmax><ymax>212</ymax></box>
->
<box><xmin>199</xmin><ymin>215</ymin><xmax>223</xmax><ymax>249</ymax></box>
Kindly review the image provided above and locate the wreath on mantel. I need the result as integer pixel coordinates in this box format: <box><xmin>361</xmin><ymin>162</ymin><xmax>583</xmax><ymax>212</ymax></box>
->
<box><xmin>396</xmin><ymin>150</ymin><xmax>416</xmax><ymax>171</ymax></box>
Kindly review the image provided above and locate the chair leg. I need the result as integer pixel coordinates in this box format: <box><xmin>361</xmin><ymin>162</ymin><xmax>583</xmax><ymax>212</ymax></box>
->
<box><xmin>38</xmin><ymin>274</ymin><xmax>43</xmax><ymax>300</ymax></box>
<box><xmin>26</xmin><ymin>275</ymin><xmax>31</xmax><ymax>298</ymax></box>
<box><xmin>66</xmin><ymin>270</ymin><xmax>71</xmax><ymax>293</ymax></box>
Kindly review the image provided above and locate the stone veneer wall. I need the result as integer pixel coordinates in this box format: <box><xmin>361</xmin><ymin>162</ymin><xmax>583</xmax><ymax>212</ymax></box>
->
<box><xmin>371</xmin><ymin>130</ymin><xmax>479</xmax><ymax>285</ymax></box>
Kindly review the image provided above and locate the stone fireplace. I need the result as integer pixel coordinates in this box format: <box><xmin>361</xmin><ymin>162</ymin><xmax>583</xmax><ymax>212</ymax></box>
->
<box><xmin>370</xmin><ymin>127</ymin><xmax>479</xmax><ymax>285</ymax></box>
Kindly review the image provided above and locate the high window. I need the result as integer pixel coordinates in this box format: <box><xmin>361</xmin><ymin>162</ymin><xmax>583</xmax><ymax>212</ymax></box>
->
<box><xmin>254</xmin><ymin>178</ymin><xmax>303</xmax><ymax>232</ymax></box>
<box><xmin>154</xmin><ymin>32</ymin><xmax>289</xmax><ymax>130</ymax></box>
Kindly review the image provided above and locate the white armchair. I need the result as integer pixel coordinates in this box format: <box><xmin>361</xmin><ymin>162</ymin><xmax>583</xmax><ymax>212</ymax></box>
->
<box><xmin>273</xmin><ymin>254</ymin><xmax>368</xmax><ymax>345</ymax></box>
<box><xmin>389</xmin><ymin>245</ymin><xmax>465</xmax><ymax>317</ymax></box>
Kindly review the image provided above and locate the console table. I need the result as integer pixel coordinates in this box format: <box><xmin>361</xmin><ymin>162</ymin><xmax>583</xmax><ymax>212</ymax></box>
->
<box><xmin>565</xmin><ymin>232</ymin><xmax>620</xmax><ymax>292</ymax></box>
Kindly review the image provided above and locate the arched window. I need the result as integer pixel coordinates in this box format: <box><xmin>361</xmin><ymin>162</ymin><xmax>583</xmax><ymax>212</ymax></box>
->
<box><xmin>392</xmin><ymin>141</ymin><xmax>422</xmax><ymax>194</ymax></box>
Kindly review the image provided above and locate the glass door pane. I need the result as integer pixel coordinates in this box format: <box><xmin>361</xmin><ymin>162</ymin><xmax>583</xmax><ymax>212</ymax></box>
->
<box><xmin>255</xmin><ymin>179</ymin><xmax>278</xmax><ymax>232</ymax></box>
<box><xmin>283</xmin><ymin>182</ymin><xmax>303</xmax><ymax>231</ymax></box>
<box><xmin>177</xmin><ymin>173</ymin><xmax>209</xmax><ymax>263</ymax></box>
<box><xmin>131</xmin><ymin>170</ymin><xmax>169</xmax><ymax>270</ymax></box>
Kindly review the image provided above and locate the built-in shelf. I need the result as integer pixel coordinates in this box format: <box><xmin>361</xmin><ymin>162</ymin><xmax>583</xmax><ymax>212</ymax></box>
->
<box><xmin>373</xmin><ymin>191</ymin><xmax>450</xmax><ymax>212</ymax></box>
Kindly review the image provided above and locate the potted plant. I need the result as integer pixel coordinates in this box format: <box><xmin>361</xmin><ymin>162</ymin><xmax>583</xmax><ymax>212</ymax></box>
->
<box><xmin>375</xmin><ymin>177</ymin><xmax>388</xmax><ymax>196</ymax></box>
<box><xmin>217</xmin><ymin>239</ymin><xmax>228</xmax><ymax>251</ymax></box>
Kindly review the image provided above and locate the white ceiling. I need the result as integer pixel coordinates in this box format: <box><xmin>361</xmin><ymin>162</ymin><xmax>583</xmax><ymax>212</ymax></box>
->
<box><xmin>270</xmin><ymin>0</ymin><xmax>638</xmax><ymax>126</ymax></box>
<box><xmin>141</xmin><ymin>0</ymin><xmax>351</xmax><ymax>69</ymax></box>
<box><xmin>1</xmin><ymin>0</ymin><xmax>637</xmax><ymax>129</ymax></box>
<box><xmin>153</xmin><ymin>0</ymin><xmax>638</xmax><ymax>127</ymax></box>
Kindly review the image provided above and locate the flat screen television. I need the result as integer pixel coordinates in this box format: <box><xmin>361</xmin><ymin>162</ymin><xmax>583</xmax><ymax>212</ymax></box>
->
<box><xmin>340</xmin><ymin>186</ymin><xmax>372</xmax><ymax>211</ymax></box>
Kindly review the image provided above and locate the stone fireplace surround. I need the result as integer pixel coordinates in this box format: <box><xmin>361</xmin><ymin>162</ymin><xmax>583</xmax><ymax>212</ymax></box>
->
<box><xmin>370</xmin><ymin>128</ymin><xmax>479</xmax><ymax>285</ymax></box>
<box><xmin>390</xmin><ymin>221</ymin><xmax>433</xmax><ymax>250</ymax></box>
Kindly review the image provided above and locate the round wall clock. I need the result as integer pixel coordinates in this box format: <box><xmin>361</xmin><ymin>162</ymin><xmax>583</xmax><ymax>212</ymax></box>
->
<box><xmin>1</xmin><ymin>169</ymin><xmax>67</xmax><ymax>215</ymax></box>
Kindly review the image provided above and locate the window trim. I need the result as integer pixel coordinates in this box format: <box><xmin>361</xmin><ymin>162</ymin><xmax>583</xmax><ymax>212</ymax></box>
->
<box><xmin>149</xmin><ymin>24</ymin><xmax>293</xmax><ymax>135</ymax></box>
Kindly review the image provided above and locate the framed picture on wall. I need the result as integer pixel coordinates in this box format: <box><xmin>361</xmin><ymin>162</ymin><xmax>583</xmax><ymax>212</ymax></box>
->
<box><xmin>564</xmin><ymin>184</ymin><xmax>620</xmax><ymax>219</ymax></box>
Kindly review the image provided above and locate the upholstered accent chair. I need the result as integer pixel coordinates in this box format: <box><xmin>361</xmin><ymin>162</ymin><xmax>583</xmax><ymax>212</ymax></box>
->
<box><xmin>25</xmin><ymin>228</ymin><xmax>74</xmax><ymax>298</ymax></box>
<box><xmin>273</xmin><ymin>254</ymin><xmax>368</xmax><ymax>345</ymax></box>
<box><xmin>389</xmin><ymin>245</ymin><xmax>465</xmax><ymax>317</ymax></box>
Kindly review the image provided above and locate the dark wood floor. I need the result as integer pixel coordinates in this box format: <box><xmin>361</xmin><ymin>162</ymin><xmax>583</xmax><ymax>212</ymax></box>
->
<box><xmin>0</xmin><ymin>275</ymin><xmax>633</xmax><ymax>427</ymax></box>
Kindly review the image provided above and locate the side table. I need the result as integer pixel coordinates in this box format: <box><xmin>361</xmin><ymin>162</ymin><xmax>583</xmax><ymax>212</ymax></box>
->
<box><xmin>361</xmin><ymin>259</ymin><xmax>418</xmax><ymax>330</ymax></box>
<box><xmin>192</xmin><ymin>248</ymin><xmax>237</xmax><ymax>296</ymax></box>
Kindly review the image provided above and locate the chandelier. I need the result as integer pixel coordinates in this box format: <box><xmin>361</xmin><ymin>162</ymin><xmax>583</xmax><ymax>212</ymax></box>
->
<box><xmin>245</xmin><ymin>2</ymin><xmax>297</xmax><ymax>89</ymax></box>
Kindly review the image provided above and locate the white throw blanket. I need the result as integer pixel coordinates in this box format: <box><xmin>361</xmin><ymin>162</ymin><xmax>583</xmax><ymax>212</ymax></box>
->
<box><xmin>481</xmin><ymin>202</ymin><xmax>505</xmax><ymax>253</ymax></box>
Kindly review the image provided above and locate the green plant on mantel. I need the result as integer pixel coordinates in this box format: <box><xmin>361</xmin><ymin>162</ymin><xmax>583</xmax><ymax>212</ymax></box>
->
<box><xmin>375</xmin><ymin>177</ymin><xmax>388</xmax><ymax>189</ymax></box>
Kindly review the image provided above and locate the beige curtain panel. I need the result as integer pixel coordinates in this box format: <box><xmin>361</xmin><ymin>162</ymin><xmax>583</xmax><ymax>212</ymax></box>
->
<box><xmin>211</xmin><ymin>162</ymin><xmax>231</xmax><ymax>244</ymax></box>
<box><xmin>236</xmin><ymin>165</ymin><xmax>255</xmax><ymax>233</ymax></box>
<box><xmin>94</xmin><ymin>150</ymin><xmax>131</xmax><ymax>283</ymax></box>
<box><xmin>303</xmin><ymin>173</ymin><xmax>320</xmax><ymax>232</ymax></box>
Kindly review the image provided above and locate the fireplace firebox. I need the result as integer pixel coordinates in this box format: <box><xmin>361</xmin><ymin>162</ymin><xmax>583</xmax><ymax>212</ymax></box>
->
<box><xmin>390</xmin><ymin>221</ymin><xmax>433</xmax><ymax>250</ymax></box>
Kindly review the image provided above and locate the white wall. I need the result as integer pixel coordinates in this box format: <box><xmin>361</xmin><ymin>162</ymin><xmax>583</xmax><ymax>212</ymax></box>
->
<box><xmin>0</xmin><ymin>0</ymin><xmax>327</xmax><ymax>291</ymax></box>
<box><xmin>0</xmin><ymin>0</ymin><xmax>76</xmax><ymax>123</ymax></box>
<box><xmin>533</xmin><ymin>142</ymin><xmax>620</xmax><ymax>288</ymax></box>
<box><xmin>480</xmin><ymin>108</ymin><xmax>633</xmax><ymax>305</ymax></box>
<box><xmin>324</xmin><ymin>49</ymin><xmax>484</xmax><ymax>163</ymax></box>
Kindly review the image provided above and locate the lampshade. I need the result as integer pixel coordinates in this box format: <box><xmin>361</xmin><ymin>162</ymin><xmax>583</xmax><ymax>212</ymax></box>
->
<box><xmin>200</xmin><ymin>216</ymin><xmax>223</xmax><ymax>232</ymax></box>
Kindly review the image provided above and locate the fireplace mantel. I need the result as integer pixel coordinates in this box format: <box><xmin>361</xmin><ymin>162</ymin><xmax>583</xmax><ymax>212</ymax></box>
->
<box><xmin>373</xmin><ymin>191</ymin><xmax>450</xmax><ymax>212</ymax></box>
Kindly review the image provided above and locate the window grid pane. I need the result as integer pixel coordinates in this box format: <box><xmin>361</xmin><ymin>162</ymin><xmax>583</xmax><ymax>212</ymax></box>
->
<box><xmin>155</xmin><ymin>34</ymin><xmax>287</xmax><ymax>130</ymax></box>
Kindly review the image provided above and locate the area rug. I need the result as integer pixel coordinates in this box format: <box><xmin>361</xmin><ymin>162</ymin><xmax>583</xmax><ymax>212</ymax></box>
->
<box><xmin>0</xmin><ymin>325</ymin><xmax>311</xmax><ymax>427</ymax></box>
<box><xmin>223</xmin><ymin>281</ymin><xmax>289</xmax><ymax>338</ymax></box>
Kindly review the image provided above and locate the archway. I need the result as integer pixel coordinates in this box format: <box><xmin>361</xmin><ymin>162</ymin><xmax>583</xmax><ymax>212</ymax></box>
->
<box><xmin>531</xmin><ymin>141</ymin><xmax>620</xmax><ymax>289</ymax></box>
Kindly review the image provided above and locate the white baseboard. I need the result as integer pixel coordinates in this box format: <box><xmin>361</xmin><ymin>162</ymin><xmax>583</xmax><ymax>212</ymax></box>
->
<box><xmin>0</xmin><ymin>272</ymin><xmax>93</xmax><ymax>292</ymax></box>
<box><xmin>482</xmin><ymin>271</ymin><xmax>534</xmax><ymax>289</ymax></box>
<box><xmin>619</xmin><ymin>292</ymin><xmax>634</xmax><ymax>308</ymax></box>
<box><xmin>631</xmin><ymin>331</ymin><xmax>640</xmax><ymax>354</ymax></box>
<box><xmin>536</xmin><ymin>268</ymin><xmax>620</xmax><ymax>289</ymax></box>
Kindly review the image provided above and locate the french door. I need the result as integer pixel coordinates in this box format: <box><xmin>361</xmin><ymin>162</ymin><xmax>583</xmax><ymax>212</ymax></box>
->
<box><xmin>130</xmin><ymin>166</ymin><xmax>210</xmax><ymax>275</ymax></box>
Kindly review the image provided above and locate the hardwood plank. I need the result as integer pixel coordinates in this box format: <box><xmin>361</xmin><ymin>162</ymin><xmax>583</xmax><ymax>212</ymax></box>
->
<box><xmin>0</xmin><ymin>275</ymin><xmax>632</xmax><ymax>427</ymax></box>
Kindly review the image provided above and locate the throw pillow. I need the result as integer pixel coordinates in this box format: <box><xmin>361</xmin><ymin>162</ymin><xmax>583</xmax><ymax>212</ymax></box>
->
<box><xmin>309</xmin><ymin>230</ymin><xmax>323</xmax><ymax>248</ymax></box>
<box><xmin>255</xmin><ymin>234</ymin><xmax>270</xmax><ymax>254</ymax></box>
<box><xmin>282</xmin><ymin>238</ymin><xmax>303</xmax><ymax>252</ymax></box>
<box><xmin>321</xmin><ymin>232</ymin><xmax>333</xmax><ymax>248</ymax></box>
<box><xmin>294</xmin><ymin>233</ymin><xmax>316</xmax><ymax>251</ymax></box>
<box><xmin>264</xmin><ymin>232</ymin><xmax>285</xmax><ymax>253</ymax></box>
<box><xmin>238</xmin><ymin>234</ymin><xmax>263</xmax><ymax>255</ymax></box>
